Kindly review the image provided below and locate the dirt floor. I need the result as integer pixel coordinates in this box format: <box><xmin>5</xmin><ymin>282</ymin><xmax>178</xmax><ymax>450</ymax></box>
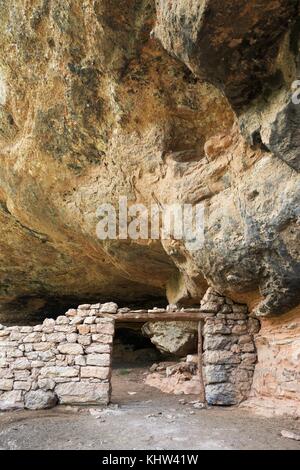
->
<box><xmin>0</xmin><ymin>365</ymin><xmax>299</xmax><ymax>450</ymax></box>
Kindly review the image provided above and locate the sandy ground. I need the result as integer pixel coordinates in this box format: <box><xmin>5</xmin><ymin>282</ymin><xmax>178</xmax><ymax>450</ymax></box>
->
<box><xmin>0</xmin><ymin>365</ymin><xmax>299</xmax><ymax>450</ymax></box>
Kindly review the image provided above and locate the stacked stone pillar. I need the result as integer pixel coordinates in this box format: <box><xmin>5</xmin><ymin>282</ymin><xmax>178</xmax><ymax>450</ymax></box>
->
<box><xmin>200</xmin><ymin>288</ymin><xmax>260</xmax><ymax>405</ymax></box>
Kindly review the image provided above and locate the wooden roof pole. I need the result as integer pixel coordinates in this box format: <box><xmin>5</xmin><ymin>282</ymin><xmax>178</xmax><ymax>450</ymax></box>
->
<box><xmin>198</xmin><ymin>320</ymin><xmax>206</xmax><ymax>404</ymax></box>
<box><xmin>102</xmin><ymin>311</ymin><xmax>207</xmax><ymax>323</ymax></box>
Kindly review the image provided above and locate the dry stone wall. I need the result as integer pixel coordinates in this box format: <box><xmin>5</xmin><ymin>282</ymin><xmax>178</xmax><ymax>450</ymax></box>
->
<box><xmin>0</xmin><ymin>304</ymin><xmax>115</xmax><ymax>411</ymax></box>
<box><xmin>0</xmin><ymin>295</ymin><xmax>259</xmax><ymax>410</ymax></box>
<box><xmin>200</xmin><ymin>289</ymin><xmax>260</xmax><ymax>406</ymax></box>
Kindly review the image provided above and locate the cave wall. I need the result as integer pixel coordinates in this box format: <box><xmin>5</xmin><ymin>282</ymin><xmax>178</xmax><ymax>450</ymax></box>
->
<box><xmin>245</xmin><ymin>308</ymin><xmax>300</xmax><ymax>417</ymax></box>
<box><xmin>0</xmin><ymin>0</ymin><xmax>299</xmax><ymax>416</ymax></box>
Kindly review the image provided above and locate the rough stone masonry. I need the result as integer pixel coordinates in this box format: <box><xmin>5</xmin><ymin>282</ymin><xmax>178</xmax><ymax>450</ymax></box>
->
<box><xmin>0</xmin><ymin>294</ymin><xmax>259</xmax><ymax>410</ymax></box>
<box><xmin>0</xmin><ymin>304</ymin><xmax>115</xmax><ymax>410</ymax></box>
<box><xmin>200</xmin><ymin>289</ymin><xmax>260</xmax><ymax>405</ymax></box>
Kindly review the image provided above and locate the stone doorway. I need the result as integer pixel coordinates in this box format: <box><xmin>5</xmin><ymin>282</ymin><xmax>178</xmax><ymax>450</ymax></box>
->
<box><xmin>110</xmin><ymin>319</ymin><xmax>204</xmax><ymax>406</ymax></box>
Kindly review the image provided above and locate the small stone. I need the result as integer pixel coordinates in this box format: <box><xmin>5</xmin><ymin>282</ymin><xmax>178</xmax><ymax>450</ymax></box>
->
<box><xmin>65</xmin><ymin>309</ymin><xmax>77</xmax><ymax>317</ymax></box>
<box><xmin>75</xmin><ymin>355</ymin><xmax>86</xmax><ymax>366</ymax></box>
<box><xmin>23</xmin><ymin>332</ymin><xmax>42</xmax><ymax>343</ymax></box>
<box><xmin>14</xmin><ymin>381</ymin><xmax>31</xmax><ymax>391</ymax></box>
<box><xmin>71</xmin><ymin>316</ymin><xmax>84</xmax><ymax>325</ymax></box>
<box><xmin>81</xmin><ymin>366</ymin><xmax>109</xmax><ymax>379</ymax></box>
<box><xmin>40</xmin><ymin>366</ymin><xmax>79</xmax><ymax>378</ymax></box>
<box><xmin>57</xmin><ymin>343</ymin><xmax>83</xmax><ymax>355</ymax></box>
<box><xmin>248</xmin><ymin>318</ymin><xmax>261</xmax><ymax>335</ymax></box>
<box><xmin>85</xmin><ymin>344</ymin><xmax>111</xmax><ymax>354</ymax></box>
<box><xmin>46</xmin><ymin>332</ymin><xmax>66</xmax><ymax>343</ymax></box>
<box><xmin>186</xmin><ymin>354</ymin><xmax>198</xmax><ymax>363</ymax></box>
<box><xmin>86</xmin><ymin>354</ymin><xmax>110</xmax><ymax>367</ymax></box>
<box><xmin>0</xmin><ymin>390</ymin><xmax>24</xmax><ymax>410</ymax></box>
<box><xmin>166</xmin><ymin>304</ymin><xmax>178</xmax><ymax>312</ymax></box>
<box><xmin>241</xmin><ymin>353</ymin><xmax>257</xmax><ymax>365</ymax></box>
<box><xmin>43</xmin><ymin>319</ymin><xmax>55</xmax><ymax>327</ymax></box>
<box><xmin>206</xmin><ymin>383</ymin><xmax>238</xmax><ymax>406</ymax></box>
<box><xmin>78</xmin><ymin>304</ymin><xmax>91</xmax><ymax>310</ymax></box>
<box><xmin>241</xmin><ymin>342</ymin><xmax>255</xmax><ymax>353</ymax></box>
<box><xmin>13</xmin><ymin>358</ymin><xmax>31</xmax><ymax>370</ymax></box>
<box><xmin>232</xmin><ymin>323</ymin><xmax>248</xmax><ymax>334</ymax></box>
<box><xmin>84</xmin><ymin>317</ymin><xmax>95</xmax><ymax>324</ymax></box>
<box><xmin>33</xmin><ymin>325</ymin><xmax>43</xmax><ymax>332</ymax></box>
<box><xmin>66</xmin><ymin>333</ymin><xmax>78</xmax><ymax>343</ymax></box>
<box><xmin>232</xmin><ymin>304</ymin><xmax>248</xmax><ymax>314</ymax></box>
<box><xmin>55</xmin><ymin>382</ymin><xmax>109</xmax><ymax>404</ymax></box>
<box><xmin>280</xmin><ymin>430</ymin><xmax>300</xmax><ymax>441</ymax></box>
<box><xmin>77</xmin><ymin>325</ymin><xmax>90</xmax><ymax>335</ymax></box>
<box><xmin>0</xmin><ymin>379</ymin><xmax>13</xmax><ymax>391</ymax></box>
<box><xmin>38</xmin><ymin>378</ymin><xmax>56</xmax><ymax>391</ymax></box>
<box><xmin>77</xmin><ymin>335</ymin><xmax>91</xmax><ymax>346</ymax></box>
<box><xmin>203</xmin><ymin>350</ymin><xmax>241</xmax><ymax>365</ymax></box>
<box><xmin>55</xmin><ymin>325</ymin><xmax>77</xmax><ymax>333</ymax></box>
<box><xmin>20</xmin><ymin>326</ymin><xmax>33</xmax><ymax>333</ymax></box>
<box><xmin>55</xmin><ymin>316</ymin><xmax>69</xmax><ymax>325</ymax></box>
<box><xmin>90</xmin><ymin>303</ymin><xmax>101</xmax><ymax>309</ymax></box>
<box><xmin>117</xmin><ymin>307</ymin><xmax>130</xmax><ymax>314</ymax></box>
<box><xmin>89</xmin><ymin>408</ymin><xmax>105</xmax><ymax>419</ymax></box>
<box><xmin>100</xmin><ymin>302</ymin><xmax>118</xmax><ymax>314</ymax></box>
<box><xmin>91</xmin><ymin>334</ymin><xmax>113</xmax><ymax>344</ymax></box>
<box><xmin>192</xmin><ymin>401</ymin><xmax>206</xmax><ymax>409</ymax></box>
<box><xmin>25</xmin><ymin>390</ymin><xmax>58</xmax><ymax>410</ymax></box>
<box><xmin>94</xmin><ymin>323</ymin><xmax>115</xmax><ymax>335</ymax></box>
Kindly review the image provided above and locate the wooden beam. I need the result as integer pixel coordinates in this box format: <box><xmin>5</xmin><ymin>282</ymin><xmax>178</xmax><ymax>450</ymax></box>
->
<box><xmin>198</xmin><ymin>320</ymin><xmax>206</xmax><ymax>404</ymax></box>
<box><xmin>102</xmin><ymin>311</ymin><xmax>206</xmax><ymax>323</ymax></box>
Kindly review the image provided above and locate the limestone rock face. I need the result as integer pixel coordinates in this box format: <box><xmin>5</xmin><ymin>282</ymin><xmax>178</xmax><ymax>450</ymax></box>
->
<box><xmin>245</xmin><ymin>307</ymin><xmax>300</xmax><ymax>417</ymax></box>
<box><xmin>0</xmin><ymin>0</ymin><xmax>299</xmax><ymax>325</ymax></box>
<box><xmin>142</xmin><ymin>321</ymin><xmax>198</xmax><ymax>356</ymax></box>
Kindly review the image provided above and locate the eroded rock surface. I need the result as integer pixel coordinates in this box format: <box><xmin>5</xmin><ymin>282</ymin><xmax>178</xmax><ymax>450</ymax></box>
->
<box><xmin>0</xmin><ymin>2</ymin><xmax>299</xmax><ymax>326</ymax></box>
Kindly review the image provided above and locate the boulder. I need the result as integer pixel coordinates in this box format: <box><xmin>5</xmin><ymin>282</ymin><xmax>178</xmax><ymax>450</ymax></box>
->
<box><xmin>24</xmin><ymin>390</ymin><xmax>58</xmax><ymax>410</ymax></box>
<box><xmin>142</xmin><ymin>321</ymin><xmax>198</xmax><ymax>356</ymax></box>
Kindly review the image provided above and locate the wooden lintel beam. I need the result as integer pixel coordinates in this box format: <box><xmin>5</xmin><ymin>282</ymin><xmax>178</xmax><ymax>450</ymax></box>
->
<box><xmin>102</xmin><ymin>311</ymin><xmax>206</xmax><ymax>323</ymax></box>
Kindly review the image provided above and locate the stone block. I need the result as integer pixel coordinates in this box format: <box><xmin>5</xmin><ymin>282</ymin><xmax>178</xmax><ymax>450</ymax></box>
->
<box><xmin>66</xmin><ymin>333</ymin><xmax>78</xmax><ymax>343</ymax></box>
<box><xmin>0</xmin><ymin>390</ymin><xmax>24</xmax><ymax>410</ymax></box>
<box><xmin>57</xmin><ymin>344</ymin><xmax>83</xmax><ymax>355</ymax></box>
<box><xmin>86</xmin><ymin>354</ymin><xmax>110</xmax><ymax>367</ymax></box>
<box><xmin>77</xmin><ymin>335</ymin><xmax>91</xmax><ymax>346</ymax></box>
<box><xmin>204</xmin><ymin>334</ymin><xmax>235</xmax><ymax>351</ymax></box>
<box><xmin>85</xmin><ymin>344</ymin><xmax>111</xmax><ymax>354</ymax></box>
<box><xmin>91</xmin><ymin>334</ymin><xmax>113</xmax><ymax>344</ymax></box>
<box><xmin>94</xmin><ymin>323</ymin><xmax>114</xmax><ymax>335</ymax></box>
<box><xmin>14</xmin><ymin>381</ymin><xmax>31</xmax><ymax>391</ymax></box>
<box><xmin>77</xmin><ymin>325</ymin><xmax>90</xmax><ymax>335</ymax></box>
<box><xmin>55</xmin><ymin>382</ymin><xmax>110</xmax><ymax>405</ymax></box>
<box><xmin>206</xmin><ymin>383</ymin><xmax>238</xmax><ymax>406</ymax></box>
<box><xmin>84</xmin><ymin>317</ymin><xmax>95</xmax><ymax>325</ymax></box>
<box><xmin>25</xmin><ymin>390</ymin><xmax>58</xmax><ymax>410</ymax></box>
<box><xmin>46</xmin><ymin>333</ymin><xmax>66</xmax><ymax>343</ymax></box>
<box><xmin>204</xmin><ymin>365</ymin><xmax>228</xmax><ymax>384</ymax></box>
<box><xmin>13</xmin><ymin>358</ymin><xmax>31</xmax><ymax>370</ymax></box>
<box><xmin>204</xmin><ymin>350</ymin><xmax>241</xmax><ymax>365</ymax></box>
<box><xmin>100</xmin><ymin>302</ymin><xmax>118</xmax><ymax>314</ymax></box>
<box><xmin>80</xmin><ymin>366</ymin><xmax>109</xmax><ymax>379</ymax></box>
<box><xmin>40</xmin><ymin>366</ymin><xmax>79</xmax><ymax>378</ymax></box>
<box><xmin>55</xmin><ymin>316</ymin><xmax>69</xmax><ymax>325</ymax></box>
<box><xmin>0</xmin><ymin>379</ymin><xmax>13</xmax><ymax>391</ymax></box>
